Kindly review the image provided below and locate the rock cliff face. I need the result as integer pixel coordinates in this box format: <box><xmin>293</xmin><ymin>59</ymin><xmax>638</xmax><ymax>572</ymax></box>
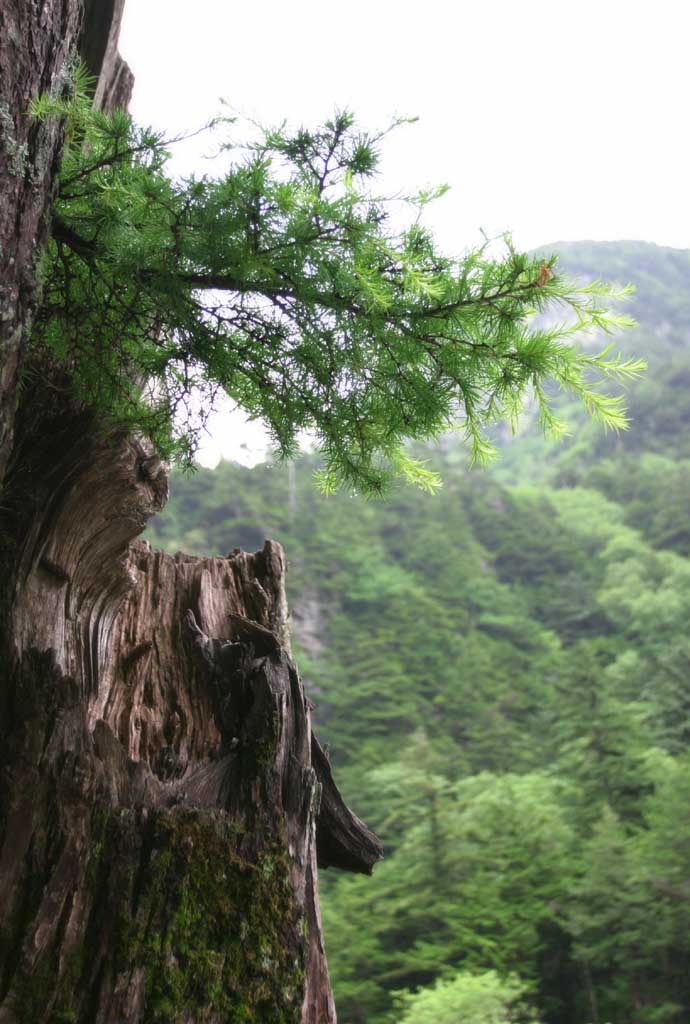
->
<box><xmin>0</xmin><ymin>5</ymin><xmax>380</xmax><ymax>1021</ymax></box>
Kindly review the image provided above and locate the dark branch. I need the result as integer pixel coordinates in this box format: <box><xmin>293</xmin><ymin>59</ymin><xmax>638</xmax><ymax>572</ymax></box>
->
<box><xmin>312</xmin><ymin>732</ymin><xmax>384</xmax><ymax>874</ymax></box>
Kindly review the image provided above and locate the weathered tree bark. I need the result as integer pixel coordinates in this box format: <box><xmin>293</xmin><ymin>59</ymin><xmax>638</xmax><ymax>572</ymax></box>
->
<box><xmin>0</xmin><ymin>0</ymin><xmax>80</xmax><ymax>480</ymax></box>
<box><xmin>0</xmin><ymin>0</ymin><xmax>133</xmax><ymax>481</ymax></box>
<box><xmin>0</xmin><ymin>5</ymin><xmax>382</xmax><ymax>1022</ymax></box>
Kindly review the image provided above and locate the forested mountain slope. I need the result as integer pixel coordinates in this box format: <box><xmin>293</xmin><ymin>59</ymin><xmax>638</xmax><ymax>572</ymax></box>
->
<box><xmin>147</xmin><ymin>241</ymin><xmax>690</xmax><ymax>1024</ymax></box>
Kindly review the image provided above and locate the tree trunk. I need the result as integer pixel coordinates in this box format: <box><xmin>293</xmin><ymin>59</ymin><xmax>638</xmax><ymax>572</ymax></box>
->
<box><xmin>0</xmin><ymin>0</ymin><xmax>133</xmax><ymax>481</ymax></box>
<box><xmin>0</xmin><ymin>0</ymin><xmax>81</xmax><ymax>480</ymax></box>
<box><xmin>0</xmin><ymin>6</ymin><xmax>382</xmax><ymax>1022</ymax></box>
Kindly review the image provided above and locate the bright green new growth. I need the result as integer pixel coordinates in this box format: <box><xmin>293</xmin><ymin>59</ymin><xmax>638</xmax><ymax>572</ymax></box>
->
<box><xmin>33</xmin><ymin>70</ymin><xmax>643</xmax><ymax>492</ymax></box>
<box><xmin>394</xmin><ymin>969</ymin><xmax>539</xmax><ymax>1024</ymax></box>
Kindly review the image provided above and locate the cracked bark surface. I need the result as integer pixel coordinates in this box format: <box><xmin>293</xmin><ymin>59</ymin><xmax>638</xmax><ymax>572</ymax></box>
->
<box><xmin>0</xmin><ymin>3</ymin><xmax>381</xmax><ymax>1020</ymax></box>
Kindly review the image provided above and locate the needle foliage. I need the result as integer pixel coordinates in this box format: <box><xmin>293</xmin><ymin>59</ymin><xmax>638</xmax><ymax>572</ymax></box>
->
<box><xmin>32</xmin><ymin>70</ymin><xmax>643</xmax><ymax>491</ymax></box>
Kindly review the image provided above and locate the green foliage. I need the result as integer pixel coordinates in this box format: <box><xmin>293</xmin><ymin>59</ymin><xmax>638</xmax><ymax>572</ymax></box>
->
<box><xmin>321</xmin><ymin>766</ymin><xmax>576</xmax><ymax>1022</ymax></box>
<box><xmin>145</xmin><ymin>238</ymin><xmax>690</xmax><ymax>1024</ymax></box>
<box><xmin>394</xmin><ymin>969</ymin><xmax>538</xmax><ymax>1024</ymax></box>
<box><xmin>32</xmin><ymin>75</ymin><xmax>642</xmax><ymax>489</ymax></box>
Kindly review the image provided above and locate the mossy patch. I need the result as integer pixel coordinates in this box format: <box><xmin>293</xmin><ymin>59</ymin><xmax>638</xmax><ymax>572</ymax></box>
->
<box><xmin>121</xmin><ymin>810</ymin><xmax>305</xmax><ymax>1023</ymax></box>
<box><xmin>1</xmin><ymin>805</ymin><xmax>305</xmax><ymax>1023</ymax></box>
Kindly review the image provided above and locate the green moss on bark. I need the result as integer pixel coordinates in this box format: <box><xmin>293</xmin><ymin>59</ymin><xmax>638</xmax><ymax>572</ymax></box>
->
<box><xmin>122</xmin><ymin>810</ymin><xmax>305</xmax><ymax>1023</ymax></box>
<box><xmin>2</xmin><ymin>806</ymin><xmax>305</xmax><ymax>1023</ymax></box>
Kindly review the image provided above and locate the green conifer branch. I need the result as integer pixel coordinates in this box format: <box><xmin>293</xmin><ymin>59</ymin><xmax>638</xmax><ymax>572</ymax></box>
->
<box><xmin>30</xmin><ymin>78</ymin><xmax>644</xmax><ymax>491</ymax></box>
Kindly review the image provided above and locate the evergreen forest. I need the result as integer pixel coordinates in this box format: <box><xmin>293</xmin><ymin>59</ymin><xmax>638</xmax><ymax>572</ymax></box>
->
<box><xmin>147</xmin><ymin>241</ymin><xmax>690</xmax><ymax>1024</ymax></box>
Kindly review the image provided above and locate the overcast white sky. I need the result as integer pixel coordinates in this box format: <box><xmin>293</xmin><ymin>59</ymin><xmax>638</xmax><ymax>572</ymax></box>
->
<box><xmin>119</xmin><ymin>0</ymin><xmax>690</xmax><ymax>465</ymax></box>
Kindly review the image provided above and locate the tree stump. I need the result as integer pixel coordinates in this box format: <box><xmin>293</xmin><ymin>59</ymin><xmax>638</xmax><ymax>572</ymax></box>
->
<box><xmin>0</xmin><ymin>400</ymin><xmax>381</xmax><ymax>1022</ymax></box>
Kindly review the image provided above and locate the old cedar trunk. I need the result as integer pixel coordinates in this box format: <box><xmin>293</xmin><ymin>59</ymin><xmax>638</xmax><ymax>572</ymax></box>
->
<box><xmin>0</xmin><ymin>4</ymin><xmax>382</xmax><ymax>1022</ymax></box>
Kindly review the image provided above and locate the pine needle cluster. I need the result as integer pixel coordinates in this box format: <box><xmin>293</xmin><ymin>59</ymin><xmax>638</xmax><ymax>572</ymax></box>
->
<box><xmin>32</xmin><ymin>70</ymin><xmax>644</xmax><ymax>492</ymax></box>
